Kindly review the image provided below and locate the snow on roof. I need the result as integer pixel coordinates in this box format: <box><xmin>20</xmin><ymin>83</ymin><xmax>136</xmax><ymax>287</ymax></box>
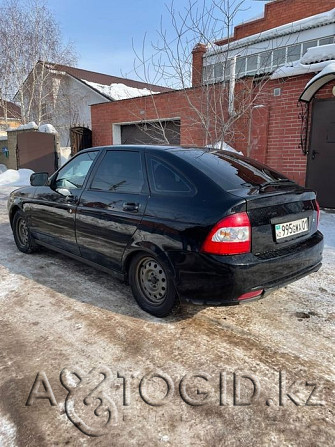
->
<box><xmin>209</xmin><ymin>8</ymin><xmax>335</xmax><ymax>55</ymax></box>
<box><xmin>206</xmin><ymin>141</ymin><xmax>243</xmax><ymax>154</ymax></box>
<box><xmin>305</xmin><ymin>62</ymin><xmax>335</xmax><ymax>88</ymax></box>
<box><xmin>270</xmin><ymin>59</ymin><xmax>335</xmax><ymax>80</ymax></box>
<box><xmin>82</xmin><ymin>80</ymin><xmax>159</xmax><ymax>101</ymax></box>
<box><xmin>38</xmin><ymin>124</ymin><xmax>57</xmax><ymax>134</ymax></box>
<box><xmin>11</xmin><ymin>121</ymin><xmax>38</xmax><ymax>131</ymax></box>
<box><xmin>301</xmin><ymin>44</ymin><xmax>335</xmax><ymax>65</ymax></box>
<box><xmin>299</xmin><ymin>62</ymin><xmax>335</xmax><ymax>101</ymax></box>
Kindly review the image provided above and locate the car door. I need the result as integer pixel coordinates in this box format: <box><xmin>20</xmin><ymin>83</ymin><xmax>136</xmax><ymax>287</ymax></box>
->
<box><xmin>29</xmin><ymin>150</ymin><xmax>98</xmax><ymax>254</ymax></box>
<box><xmin>75</xmin><ymin>149</ymin><xmax>148</xmax><ymax>272</ymax></box>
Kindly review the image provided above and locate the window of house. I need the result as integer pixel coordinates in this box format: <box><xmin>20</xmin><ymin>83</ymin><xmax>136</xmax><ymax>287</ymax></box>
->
<box><xmin>235</xmin><ymin>57</ymin><xmax>246</xmax><ymax>76</ymax></box>
<box><xmin>273</xmin><ymin>48</ymin><xmax>286</xmax><ymax>67</ymax></box>
<box><xmin>303</xmin><ymin>40</ymin><xmax>318</xmax><ymax>54</ymax></box>
<box><xmin>259</xmin><ymin>51</ymin><xmax>272</xmax><ymax>69</ymax></box>
<box><xmin>90</xmin><ymin>151</ymin><xmax>144</xmax><ymax>194</ymax></box>
<box><xmin>287</xmin><ymin>44</ymin><xmax>301</xmax><ymax>63</ymax></box>
<box><xmin>203</xmin><ymin>64</ymin><xmax>214</xmax><ymax>82</ymax></box>
<box><xmin>319</xmin><ymin>37</ymin><xmax>334</xmax><ymax>46</ymax></box>
<box><xmin>214</xmin><ymin>63</ymin><xmax>224</xmax><ymax>79</ymax></box>
<box><xmin>246</xmin><ymin>54</ymin><xmax>258</xmax><ymax>73</ymax></box>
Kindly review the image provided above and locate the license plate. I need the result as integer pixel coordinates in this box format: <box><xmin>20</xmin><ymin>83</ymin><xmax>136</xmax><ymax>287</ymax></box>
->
<box><xmin>275</xmin><ymin>217</ymin><xmax>309</xmax><ymax>241</ymax></box>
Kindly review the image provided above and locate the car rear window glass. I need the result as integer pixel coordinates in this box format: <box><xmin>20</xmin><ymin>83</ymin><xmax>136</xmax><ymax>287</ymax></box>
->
<box><xmin>90</xmin><ymin>151</ymin><xmax>144</xmax><ymax>193</ymax></box>
<box><xmin>148</xmin><ymin>157</ymin><xmax>194</xmax><ymax>194</ymax></box>
<box><xmin>175</xmin><ymin>149</ymin><xmax>287</xmax><ymax>191</ymax></box>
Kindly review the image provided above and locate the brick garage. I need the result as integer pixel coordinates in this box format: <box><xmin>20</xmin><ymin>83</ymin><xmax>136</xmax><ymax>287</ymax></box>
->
<box><xmin>91</xmin><ymin>0</ymin><xmax>335</xmax><ymax>203</ymax></box>
<box><xmin>91</xmin><ymin>75</ymin><xmax>335</xmax><ymax>186</ymax></box>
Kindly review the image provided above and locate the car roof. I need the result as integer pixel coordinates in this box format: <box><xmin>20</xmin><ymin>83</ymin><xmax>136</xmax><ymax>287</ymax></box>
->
<box><xmin>79</xmin><ymin>144</ymin><xmax>233</xmax><ymax>156</ymax></box>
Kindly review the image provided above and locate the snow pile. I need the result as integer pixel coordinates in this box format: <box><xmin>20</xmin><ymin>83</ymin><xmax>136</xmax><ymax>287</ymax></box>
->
<box><xmin>15</xmin><ymin>122</ymin><xmax>38</xmax><ymax>131</ymax></box>
<box><xmin>39</xmin><ymin>124</ymin><xmax>57</xmax><ymax>134</ymax></box>
<box><xmin>320</xmin><ymin>211</ymin><xmax>335</xmax><ymax>249</ymax></box>
<box><xmin>0</xmin><ymin>412</ymin><xmax>17</xmax><ymax>447</ymax></box>
<box><xmin>207</xmin><ymin>141</ymin><xmax>243</xmax><ymax>154</ymax></box>
<box><xmin>304</xmin><ymin>62</ymin><xmax>335</xmax><ymax>89</ymax></box>
<box><xmin>301</xmin><ymin>44</ymin><xmax>335</xmax><ymax>65</ymax></box>
<box><xmin>59</xmin><ymin>147</ymin><xmax>71</xmax><ymax>166</ymax></box>
<box><xmin>0</xmin><ymin>168</ymin><xmax>33</xmax><ymax>186</ymax></box>
<box><xmin>82</xmin><ymin>80</ymin><xmax>159</xmax><ymax>100</ymax></box>
<box><xmin>0</xmin><ymin>164</ymin><xmax>7</xmax><ymax>174</ymax></box>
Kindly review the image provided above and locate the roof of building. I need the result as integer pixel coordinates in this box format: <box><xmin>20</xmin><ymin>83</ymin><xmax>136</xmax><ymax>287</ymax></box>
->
<box><xmin>0</xmin><ymin>100</ymin><xmax>21</xmax><ymax>119</ymax></box>
<box><xmin>215</xmin><ymin>0</ymin><xmax>335</xmax><ymax>47</ymax></box>
<box><xmin>44</xmin><ymin>62</ymin><xmax>171</xmax><ymax>94</ymax></box>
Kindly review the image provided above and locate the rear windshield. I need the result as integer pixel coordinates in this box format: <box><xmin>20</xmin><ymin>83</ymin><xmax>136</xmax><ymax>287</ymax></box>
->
<box><xmin>174</xmin><ymin>149</ymin><xmax>288</xmax><ymax>191</ymax></box>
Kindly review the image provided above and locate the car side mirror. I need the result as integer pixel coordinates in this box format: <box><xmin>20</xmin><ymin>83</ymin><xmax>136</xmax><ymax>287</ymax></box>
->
<box><xmin>30</xmin><ymin>172</ymin><xmax>49</xmax><ymax>186</ymax></box>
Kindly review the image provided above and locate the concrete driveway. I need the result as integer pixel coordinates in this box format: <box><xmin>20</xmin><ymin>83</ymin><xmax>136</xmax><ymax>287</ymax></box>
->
<box><xmin>0</xmin><ymin>186</ymin><xmax>334</xmax><ymax>446</ymax></box>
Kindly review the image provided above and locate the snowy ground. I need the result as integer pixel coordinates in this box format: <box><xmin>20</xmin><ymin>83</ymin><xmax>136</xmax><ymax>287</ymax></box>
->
<box><xmin>0</xmin><ymin>186</ymin><xmax>334</xmax><ymax>446</ymax></box>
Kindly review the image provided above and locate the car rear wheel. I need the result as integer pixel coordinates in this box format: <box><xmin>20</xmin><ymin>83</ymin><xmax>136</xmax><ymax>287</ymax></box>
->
<box><xmin>13</xmin><ymin>210</ymin><xmax>38</xmax><ymax>254</ymax></box>
<box><xmin>129</xmin><ymin>253</ymin><xmax>178</xmax><ymax>317</ymax></box>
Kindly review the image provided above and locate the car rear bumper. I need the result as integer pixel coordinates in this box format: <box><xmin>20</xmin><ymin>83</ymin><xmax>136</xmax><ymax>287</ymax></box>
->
<box><xmin>169</xmin><ymin>231</ymin><xmax>324</xmax><ymax>305</ymax></box>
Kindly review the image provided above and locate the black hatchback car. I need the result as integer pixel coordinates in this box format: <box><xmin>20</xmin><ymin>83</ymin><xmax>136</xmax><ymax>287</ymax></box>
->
<box><xmin>8</xmin><ymin>145</ymin><xmax>323</xmax><ymax>317</ymax></box>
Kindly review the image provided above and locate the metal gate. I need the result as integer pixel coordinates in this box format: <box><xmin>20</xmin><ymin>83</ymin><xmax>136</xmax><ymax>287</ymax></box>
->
<box><xmin>121</xmin><ymin>120</ymin><xmax>180</xmax><ymax>145</ymax></box>
<box><xmin>17</xmin><ymin>131</ymin><xmax>57</xmax><ymax>174</ymax></box>
<box><xmin>306</xmin><ymin>99</ymin><xmax>335</xmax><ymax>208</ymax></box>
<box><xmin>70</xmin><ymin>127</ymin><xmax>92</xmax><ymax>155</ymax></box>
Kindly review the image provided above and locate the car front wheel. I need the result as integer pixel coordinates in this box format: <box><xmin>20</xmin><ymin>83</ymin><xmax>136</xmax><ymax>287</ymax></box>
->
<box><xmin>12</xmin><ymin>210</ymin><xmax>38</xmax><ymax>254</ymax></box>
<box><xmin>129</xmin><ymin>253</ymin><xmax>178</xmax><ymax>317</ymax></box>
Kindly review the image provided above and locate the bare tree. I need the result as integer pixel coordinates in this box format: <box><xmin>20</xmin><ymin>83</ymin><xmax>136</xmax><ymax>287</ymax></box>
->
<box><xmin>0</xmin><ymin>0</ymin><xmax>76</xmax><ymax>124</ymax></box>
<box><xmin>131</xmin><ymin>0</ymin><xmax>272</xmax><ymax>149</ymax></box>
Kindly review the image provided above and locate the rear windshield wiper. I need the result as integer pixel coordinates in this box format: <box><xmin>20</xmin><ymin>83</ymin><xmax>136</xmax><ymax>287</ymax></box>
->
<box><xmin>259</xmin><ymin>179</ymin><xmax>296</xmax><ymax>191</ymax></box>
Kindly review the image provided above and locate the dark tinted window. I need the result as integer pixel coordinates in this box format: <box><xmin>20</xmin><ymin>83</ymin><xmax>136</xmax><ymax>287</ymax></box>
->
<box><xmin>175</xmin><ymin>149</ymin><xmax>288</xmax><ymax>191</ymax></box>
<box><xmin>149</xmin><ymin>158</ymin><xmax>194</xmax><ymax>194</ymax></box>
<box><xmin>91</xmin><ymin>151</ymin><xmax>144</xmax><ymax>193</ymax></box>
<box><xmin>55</xmin><ymin>151</ymin><xmax>97</xmax><ymax>189</ymax></box>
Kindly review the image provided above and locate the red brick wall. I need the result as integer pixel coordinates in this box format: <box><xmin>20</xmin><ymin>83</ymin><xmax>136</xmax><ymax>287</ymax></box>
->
<box><xmin>92</xmin><ymin>89</ymin><xmax>208</xmax><ymax>148</ymax></box>
<box><xmin>216</xmin><ymin>0</ymin><xmax>334</xmax><ymax>46</ymax></box>
<box><xmin>91</xmin><ymin>76</ymin><xmax>335</xmax><ymax>186</ymax></box>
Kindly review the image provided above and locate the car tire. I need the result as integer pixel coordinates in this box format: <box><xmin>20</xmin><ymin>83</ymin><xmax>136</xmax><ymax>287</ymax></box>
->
<box><xmin>129</xmin><ymin>253</ymin><xmax>178</xmax><ymax>317</ymax></box>
<box><xmin>12</xmin><ymin>210</ymin><xmax>38</xmax><ymax>254</ymax></box>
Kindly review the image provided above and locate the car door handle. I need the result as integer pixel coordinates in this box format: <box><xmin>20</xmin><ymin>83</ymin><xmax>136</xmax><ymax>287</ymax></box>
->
<box><xmin>123</xmin><ymin>202</ymin><xmax>139</xmax><ymax>212</ymax></box>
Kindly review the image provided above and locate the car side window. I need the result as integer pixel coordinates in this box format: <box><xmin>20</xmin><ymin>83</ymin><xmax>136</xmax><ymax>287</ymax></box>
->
<box><xmin>55</xmin><ymin>151</ymin><xmax>98</xmax><ymax>189</ymax></box>
<box><xmin>90</xmin><ymin>151</ymin><xmax>144</xmax><ymax>194</ymax></box>
<box><xmin>148</xmin><ymin>157</ymin><xmax>194</xmax><ymax>195</ymax></box>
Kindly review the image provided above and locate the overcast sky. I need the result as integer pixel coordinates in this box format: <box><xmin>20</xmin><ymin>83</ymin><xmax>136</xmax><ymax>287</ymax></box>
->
<box><xmin>47</xmin><ymin>0</ymin><xmax>266</xmax><ymax>80</ymax></box>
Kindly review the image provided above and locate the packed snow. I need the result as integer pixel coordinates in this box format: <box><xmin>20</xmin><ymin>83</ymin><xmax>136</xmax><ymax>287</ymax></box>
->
<box><xmin>305</xmin><ymin>62</ymin><xmax>335</xmax><ymax>89</ymax></box>
<box><xmin>38</xmin><ymin>124</ymin><xmax>57</xmax><ymax>134</ymax></box>
<box><xmin>0</xmin><ymin>169</ymin><xmax>33</xmax><ymax>186</ymax></box>
<box><xmin>301</xmin><ymin>44</ymin><xmax>335</xmax><ymax>65</ymax></box>
<box><xmin>0</xmin><ymin>164</ymin><xmax>7</xmax><ymax>174</ymax></box>
<box><xmin>207</xmin><ymin>141</ymin><xmax>243</xmax><ymax>154</ymax></box>
<box><xmin>13</xmin><ymin>122</ymin><xmax>38</xmax><ymax>131</ymax></box>
<box><xmin>271</xmin><ymin>59</ymin><xmax>335</xmax><ymax>80</ymax></box>
<box><xmin>82</xmin><ymin>80</ymin><xmax>159</xmax><ymax>101</ymax></box>
<box><xmin>59</xmin><ymin>147</ymin><xmax>71</xmax><ymax>166</ymax></box>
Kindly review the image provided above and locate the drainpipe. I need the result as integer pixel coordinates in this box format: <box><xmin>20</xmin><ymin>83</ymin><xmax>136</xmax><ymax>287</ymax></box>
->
<box><xmin>228</xmin><ymin>56</ymin><xmax>236</xmax><ymax>116</ymax></box>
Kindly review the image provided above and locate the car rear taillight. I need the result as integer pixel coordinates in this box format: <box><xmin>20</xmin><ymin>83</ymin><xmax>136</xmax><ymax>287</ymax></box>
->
<box><xmin>316</xmin><ymin>200</ymin><xmax>320</xmax><ymax>228</ymax></box>
<box><xmin>201</xmin><ymin>212</ymin><xmax>251</xmax><ymax>255</ymax></box>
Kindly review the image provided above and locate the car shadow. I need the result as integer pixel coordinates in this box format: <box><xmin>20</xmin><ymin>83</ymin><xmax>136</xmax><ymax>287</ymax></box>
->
<box><xmin>0</xmin><ymin>221</ymin><xmax>203</xmax><ymax>324</ymax></box>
